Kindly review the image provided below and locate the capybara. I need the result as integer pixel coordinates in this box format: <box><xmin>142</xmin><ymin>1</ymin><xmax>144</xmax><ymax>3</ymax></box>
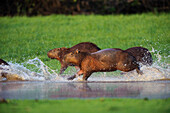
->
<box><xmin>64</xmin><ymin>49</ymin><xmax>142</xmax><ymax>81</ymax></box>
<box><xmin>47</xmin><ymin>42</ymin><xmax>101</xmax><ymax>74</ymax></box>
<box><xmin>125</xmin><ymin>47</ymin><xmax>153</xmax><ymax>66</ymax></box>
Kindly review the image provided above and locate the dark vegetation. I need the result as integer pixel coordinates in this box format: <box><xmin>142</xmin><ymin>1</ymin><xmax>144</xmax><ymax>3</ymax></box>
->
<box><xmin>0</xmin><ymin>0</ymin><xmax>169</xmax><ymax>16</ymax></box>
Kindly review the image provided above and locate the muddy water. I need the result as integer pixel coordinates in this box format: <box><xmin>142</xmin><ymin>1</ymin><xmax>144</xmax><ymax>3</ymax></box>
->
<box><xmin>0</xmin><ymin>80</ymin><xmax>170</xmax><ymax>99</ymax></box>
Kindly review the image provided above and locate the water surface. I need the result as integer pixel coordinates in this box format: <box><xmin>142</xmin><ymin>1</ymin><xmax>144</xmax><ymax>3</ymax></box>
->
<box><xmin>0</xmin><ymin>80</ymin><xmax>170</xmax><ymax>99</ymax></box>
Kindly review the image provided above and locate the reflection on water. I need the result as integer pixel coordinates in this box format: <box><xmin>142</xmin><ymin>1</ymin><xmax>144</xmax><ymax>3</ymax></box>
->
<box><xmin>0</xmin><ymin>81</ymin><xmax>170</xmax><ymax>99</ymax></box>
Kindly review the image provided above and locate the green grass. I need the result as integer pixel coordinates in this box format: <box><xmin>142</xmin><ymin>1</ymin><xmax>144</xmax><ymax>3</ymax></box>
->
<box><xmin>0</xmin><ymin>98</ymin><xmax>170</xmax><ymax>113</ymax></box>
<box><xmin>0</xmin><ymin>13</ymin><xmax>170</xmax><ymax>72</ymax></box>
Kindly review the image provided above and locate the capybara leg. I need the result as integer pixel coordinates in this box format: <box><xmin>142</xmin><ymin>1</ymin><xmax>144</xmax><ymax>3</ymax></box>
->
<box><xmin>76</xmin><ymin>70</ymin><xmax>83</xmax><ymax>77</ymax></box>
<box><xmin>136</xmin><ymin>67</ymin><xmax>143</xmax><ymax>75</ymax></box>
<box><xmin>59</xmin><ymin>65</ymin><xmax>68</xmax><ymax>75</ymax></box>
<box><xmin>67</xmin><ymin>70</ymin><xmax>83</xmax><ymax>80</ymax></box>
<box><xmin>82</xmin><ymin>72</ymin><xmax>92</xmax><ymax>81</ymax></box>
<box><xmin>67</xmin><ymin>75</ymin><xmax>76</xmax><ymax>80</ymax></box>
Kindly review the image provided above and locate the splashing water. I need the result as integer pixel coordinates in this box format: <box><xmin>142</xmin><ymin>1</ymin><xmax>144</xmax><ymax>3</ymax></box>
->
<box><xmin>0</xmin><ymin>58</ymin><xmax>65</xmax><ymax>81</ymax></box>
<box><xmin>0</xmin><ymin>48</ymin><xmax>169</xmax><ymax>82</ymax></box>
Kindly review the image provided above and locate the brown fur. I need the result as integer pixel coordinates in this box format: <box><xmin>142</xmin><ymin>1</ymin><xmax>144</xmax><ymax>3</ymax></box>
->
<box><xmin>125</xmin><ymin>47</ymin><xmax>153</xmax><ymax>66</ymax></box>
<box><xmin>64</xmin><ymin>49</ymin><xmax>142</xmax><ymax>81</ymax></box>
<box><xmin>47</xmin><ymin>42</ymin><xmax>101</xmax><ymax>74</ymax></box>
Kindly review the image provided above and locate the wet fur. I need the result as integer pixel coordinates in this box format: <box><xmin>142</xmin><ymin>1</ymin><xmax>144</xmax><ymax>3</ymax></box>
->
<box><xmin>65</xmin><ymin>49</ymin><xmax>142</xmax><ymax>81</ymax></box>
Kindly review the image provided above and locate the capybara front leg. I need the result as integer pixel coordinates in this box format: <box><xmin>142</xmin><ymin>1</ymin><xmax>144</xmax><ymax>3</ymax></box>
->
<box><xmin>67</xmin><ymin>70</ymin><xmax>83</xmax><ymax>80</ymax></box>
<box><xmin>59</xmin><ymin>65</ymin><xmax>68</xmax><ymax>75</ymax></box>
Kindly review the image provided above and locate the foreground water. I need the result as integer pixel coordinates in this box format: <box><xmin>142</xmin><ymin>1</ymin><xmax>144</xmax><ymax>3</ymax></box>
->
<box><xmin>0</xmin><ymin>81</ymin><xmax>170</xmax><ymax>99</ymax></box>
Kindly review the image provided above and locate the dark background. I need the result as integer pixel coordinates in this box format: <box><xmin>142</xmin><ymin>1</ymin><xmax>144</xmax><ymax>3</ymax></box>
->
<box><xmin>0</xmin><ymin>0</ymin><xmax>170</xmax><ymax>16</ymax></box>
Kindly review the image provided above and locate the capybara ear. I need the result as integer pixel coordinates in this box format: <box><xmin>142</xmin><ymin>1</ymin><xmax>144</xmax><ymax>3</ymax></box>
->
<box><xmin>75</xmin><ymin>49</ymin><xmax>80</xmax><ymax>54</ymax></box>
<box><xmin>61</xmin><ymin>47</ymin><xmax>68</xmax><ymax>50</ymax></box>
<box><xmin>56</xmin><ymin>48</ymin><xmax>61</xmax><ymax>51</ymax></box>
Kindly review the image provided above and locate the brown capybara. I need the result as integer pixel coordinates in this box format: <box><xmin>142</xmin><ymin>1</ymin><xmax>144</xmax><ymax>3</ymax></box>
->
<box><xmin>47</xmin><ymin>42</ymin><xmax>101</xmax><ymax>74</ymax></box>
<box><xmin>125</xmin><ymin>47</ymin><xmax>153</xmax><ymax>66</ymax></box>
<box><xmin>64</xmin><ymin>49</ymin><xmax>142</xmax><ymax>81</ymax></box>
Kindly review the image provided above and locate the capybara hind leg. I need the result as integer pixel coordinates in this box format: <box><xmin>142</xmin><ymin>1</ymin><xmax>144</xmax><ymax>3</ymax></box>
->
<box><xmin>82</xmin><ymin>72</ymin><xmax>92</xmax><ymax>81</ymax></box>
<box><xmin>67</xmin><ymin>70</ymin><xmax>83</xmax><ymax>80</ymax></box>
<box><xmin>136</xmin><ymin>67</ymin><xmax>143</xmax><ymax>75</ymax></box>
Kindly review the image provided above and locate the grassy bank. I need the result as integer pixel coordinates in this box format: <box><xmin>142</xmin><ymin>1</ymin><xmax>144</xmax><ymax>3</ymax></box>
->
<box><xmin>0</xmin><ymin>13</ymin><xmax>170</xmax><ymax>72</ymax></box>
<box><xmin>0</xmin><ymin>98</ymin><xmax>170</xmax><ymax>113</ymax></box>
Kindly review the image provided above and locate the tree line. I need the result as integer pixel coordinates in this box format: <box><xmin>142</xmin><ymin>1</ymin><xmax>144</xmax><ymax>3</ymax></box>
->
<box><xmin>0</xmin><ymin>0</ymin><xmax>169</xmax><ymax>16</ymax></box>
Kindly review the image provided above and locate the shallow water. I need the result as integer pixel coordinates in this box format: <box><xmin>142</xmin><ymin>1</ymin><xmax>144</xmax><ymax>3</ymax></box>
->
<box><xmin>0</xmin><ymin>81</ymin><xmax>170</xmax><ymax>99</ymax></box>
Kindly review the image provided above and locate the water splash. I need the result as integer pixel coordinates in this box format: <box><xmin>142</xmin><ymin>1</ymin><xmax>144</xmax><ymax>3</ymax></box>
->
<box><xmin>0</xmin><ymin>48</ymin><xmax>169</xmax><ymax>82</ymax></box>
<box><xmin>0</xmin><ymin>57</ymin><xmax>65</xmax><ymax>81</ymax></box>
<box><xmin>26</xmin><ymin>58</ymin><xmax>58</xmax><ymax>79</ymax></box>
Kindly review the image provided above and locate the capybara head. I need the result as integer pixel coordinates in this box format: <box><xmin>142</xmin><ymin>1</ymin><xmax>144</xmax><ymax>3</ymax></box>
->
<box><xmin>47</xmin><ymin>47</ymin><xmax>68</xmax><ymax>60</ymax></box>
<box><xmin>64</xmin><ymin>49</ymin><xmax>86</xmax><ymax>65</ymax></box>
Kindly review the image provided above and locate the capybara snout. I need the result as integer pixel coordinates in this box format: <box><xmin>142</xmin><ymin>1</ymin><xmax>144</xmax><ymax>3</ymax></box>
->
<box><xmin>47</xmin><ymin>48</ymin><xmax>58</xmax><ymax>59</ymax></box>
<box><xmin>47</xmin><ymin>49</ymin><xmax>56</xmax><ymax>59</ymax></box>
